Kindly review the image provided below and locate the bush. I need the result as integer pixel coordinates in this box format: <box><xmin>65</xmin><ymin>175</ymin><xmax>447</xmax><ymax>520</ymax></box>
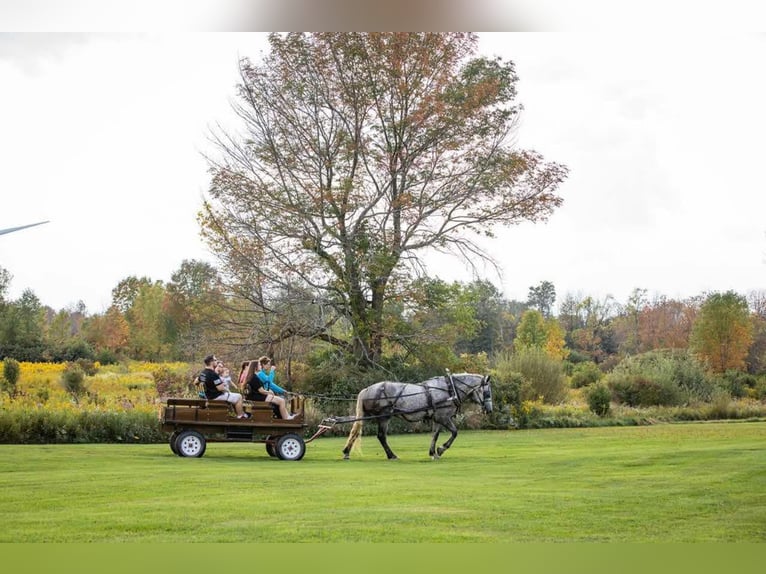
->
<box><xmin>606</xmin><ymin>350</ymin><xmax>715</xmax><ymax>407</ymax></box>
<box><xmin>152</xmin><ymin>365</ymin><xmax>196</xmax><ymax>398</ymax></box>
<box><xmin>565</xmin><ymin>349</ymin><xmax>591</xmax><ymax>365</ymax></box>
<box><xmin>60</xmin><ymin>363</ymin><xmax>88</xmax><ymax>403</ymax></box>
<box><xmin>753</xmin><ymin>377</ymin><xmax>766</xmax><ymax>401</ymax></box>
<box><xmin>718</xmin><ymin>370</ymin><xmax>757</xmax><ymax>399</ymax></box>
<box><xmin>482</xmin><ymin>369</ymin><xmax>526</xmax><ymax>429</ymax></box>
<box><xmin>76</xmin><ymin>358</ymin><xmax>99</xmax><ymax>377</ymax></box>
<box><xmin>671</xmin><ymin>352</ymin><xmax>717</xmax><ymax>401</ymax></box>
<box><xmin>2</xmin><ymin>357</ymin><xmax>20</xmax><ymax>398</ymax></box>
<box><xmin>489</xmin><ymin>351</ymin><xmax>571</xmax><ymax>428</ymax></box>
<box><xmin>571</xmin><ymin>361</ymin><xmax>603</xmax><ymax>388</ymax></box>
<box><xmin>586</xmin><ymin>383</ymin><xmax>611</xmax><ymax>416</ymax></box>
<box><xmin>95</xmin><ymin>348</ymin><xmax>119</xmax><ymax>365</ymax></box>
<box><xmin>0</xmin><ymin>409</ymin><xmax>165</xmax><ymax>444</ymax></box>
<box><xmin>608</xmin><ymin>373</ymin><xmax>682</xmax><ymax>407</ymax></box>
<box><xmin>0</xmin><ymin>343</ymin><xmax>46</xmax><ymax>362</ymax></box>
<box><xmin>497</xmin><ymin>347</ymin><xmax>567</xmax><ymax>404</ymax></box>
<box><xmin>47</xmin><ymin>339</ymin><xmax>96</xmax><ymax>362</ymax></box>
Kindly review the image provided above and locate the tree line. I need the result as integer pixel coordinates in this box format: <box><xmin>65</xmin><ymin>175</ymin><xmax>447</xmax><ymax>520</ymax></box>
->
<box><xmin>1</xmin><ymin>261</ymin><xmax>763</xmax><ymax>381</ymax></box>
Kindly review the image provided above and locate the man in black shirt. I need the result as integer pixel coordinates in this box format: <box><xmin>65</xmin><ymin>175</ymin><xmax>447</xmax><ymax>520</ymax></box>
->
<box><xmin>199</xmin><ymin>354</ymin><xmax>251</xmax><ymax>419</ymax></box>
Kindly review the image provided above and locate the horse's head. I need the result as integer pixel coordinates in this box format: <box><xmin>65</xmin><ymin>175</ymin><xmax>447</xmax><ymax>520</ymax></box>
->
<box><xmin>452</xmin><ymin>373</ymin><xmax>493</xmax><ymax>414</ymax></box>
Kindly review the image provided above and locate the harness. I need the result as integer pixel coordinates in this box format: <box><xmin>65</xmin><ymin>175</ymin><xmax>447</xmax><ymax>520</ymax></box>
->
<box><xmin>424</xmin><ymin>385</ymin><xmax>435</xmax><ymax>414</ymax></box>
<box><xmin>325</xmin><ymin>374</ymin><xmax>486</xmax><ymax>425</ymax></box>
<box><xmin>445</xmin><ymin>369</ymin><xmax>461</xmax><ymax>412</ymax></box>
<box><xmin>381</xmin><ymin>383</ymin><xmax>438</xmax><ymax>419</ymax></box>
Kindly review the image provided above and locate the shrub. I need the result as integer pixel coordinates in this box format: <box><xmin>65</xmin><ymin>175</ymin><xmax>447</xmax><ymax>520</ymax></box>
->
<box><xmin>566</xmin><ymin>349</ymin><xmax>591</xmax><ymax>365</ymax></box>
<box><xmin>483</xmin><ymin>369</ymin><xmax>526</xmax><ymax>428</ymax></box>
<box><xmin>500</xmin><ymin>347</ymin><xmax>567</xmax><ymax>404</ymax></box>
<box><xmin>95</xmin><ymin>348</ymin><xmax>119</xmax><ymax>365</ymax></box>
<box><xmin>718</xmin><ymin>370</ymin><xmax>757</xmax><ymax>399</ymax></box>
<box><xmin>60</xmin><ymin>363</ymin><xmax>88</xmax><ymax>403</ymax></box>
<box><xmin>586</xmin><ymin>383</ymin><xmax>611</xmax><ymax>416</ymax></box>
<box><xmin>571</xmin><ymin>361</ymin><xmax>602</xmax><ymax>388</ymax></box>
<box><xmin>76</xmin><ymin>358</ymin><xmax>99</xmax><ymax>377</ymax></box>
<box><xmin>152</xmin><ymin>365</ymin><xmax>196</xmax><ymax>398</ymax></box>
<box><xmin>606</xmin><ymin>350</ymin><xmax>714</xmax><ymax>406</ymax></box>
<box><xmin>2</xmin><ymin>357</ymin><xmax>20</xmax><ymax>398</ymax></box>
<box><xmin>303</xmin><ymin>349</ymin><xmax>397</xmax><ymax>396</ymax></box>
<box><xmin>453</xmin><ymin>352</ymin><xmax>491</xmax><ymax>375</ymax></box>
<box><xmin>0</xmin><ymin>409</ymin><xmax>165</xmax><ymax>444</ymax></box>
<box><xmin>49</xmin><ymin>339</ymin><xmax>96</xmax><ymax>362</ymax></box>
<box><xmin>489</xmin><ymin>350</ymin><xmax>570</xmax><ymax>428</ymax></box>
<box><xmin>753</xmin><ymin>377</ymin><xmax>766</xmax><ymax>401</ymax></box>
<box><xmin>608</xmin><ymin>373</ymin><xmax>682</xmax><ymax>407</ymax></box>
<box><xmin>511</xmin><ymin>398</ymin><xmax>545</xmax><ymax>429</ymax></box>
<box><xmin>671</xmin><ymin>352</ymin><xmax>717</xmax><ymax>401</ymax></box>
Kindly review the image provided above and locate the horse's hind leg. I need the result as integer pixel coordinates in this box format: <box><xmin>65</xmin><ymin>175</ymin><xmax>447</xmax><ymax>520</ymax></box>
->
<box><xmin>342</xmin><ymin>420</ymin><xmax>363</xmax><ymax>460</ymax></box>
<box><xmin>377</xmin><ymin>418</ymin><xmax>398</xmax><ymax>460</ymax></box>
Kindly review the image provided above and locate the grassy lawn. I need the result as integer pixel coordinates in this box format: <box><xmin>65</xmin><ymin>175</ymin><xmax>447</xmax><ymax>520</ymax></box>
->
<box><xmin>1</xmin><ymin>422</ymin><xmax>764</xmax><ymax>542</ymax></box>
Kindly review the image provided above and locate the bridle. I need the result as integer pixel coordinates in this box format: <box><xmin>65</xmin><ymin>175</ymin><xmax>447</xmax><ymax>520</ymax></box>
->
<box><xmin>446</xmin><ymin>372</ymin><xmax>493</xmax><ymax>413</ymax></box>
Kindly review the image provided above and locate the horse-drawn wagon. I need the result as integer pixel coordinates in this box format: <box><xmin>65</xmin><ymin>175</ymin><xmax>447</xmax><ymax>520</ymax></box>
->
<box><xmin>159</xmin><ymin>364</ymin><xmax>493</xmax><ymax>461</ymax></box>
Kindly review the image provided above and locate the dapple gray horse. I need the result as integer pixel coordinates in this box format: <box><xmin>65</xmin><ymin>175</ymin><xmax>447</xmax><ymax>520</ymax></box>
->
<box><xmin>341</xmin><ymin>373</ymin><xmax>492</xmax><ymax>460</ymax></box>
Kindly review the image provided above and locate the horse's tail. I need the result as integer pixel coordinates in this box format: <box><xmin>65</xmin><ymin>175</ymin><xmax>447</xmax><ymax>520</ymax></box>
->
<box><xmin>342</xmin><ymin>392</ymin><xmax>365</xmax><ymax>458</ymax></box>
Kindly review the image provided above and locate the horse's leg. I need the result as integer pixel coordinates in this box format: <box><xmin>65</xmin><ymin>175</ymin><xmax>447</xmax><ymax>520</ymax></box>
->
<box><xmin>342</xmin><ymin>420</ymin><xmax>363</xmax><ymax>460</ymax></box>
<box><xmin>376</xmin><ymin>418</ymin><xmax>398</xmax><ymax>460</ymax></box>
<box><xmin>436</xmin><ymin>417</ymin><xmax>459</xmax><ymax>457</ymax></box>
<box><xmin>429</xmin><ymin>422</ymin><xmax>442</xmax><ymax>459</ymax></box>
<box><xmin>342</xmin><ymin>393</ymin><xmax>366</xmax><ymax>460</ymax></box>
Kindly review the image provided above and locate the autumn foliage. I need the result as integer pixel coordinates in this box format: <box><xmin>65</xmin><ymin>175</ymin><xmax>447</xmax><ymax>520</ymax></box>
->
<box><xmin>690</xmin><ymin>291</ymin><xmax>754</xmax><ymax>373</ymax></box>
<box><xmin>201</xmin><ymin>33</ymin><xmax>568</xmax><ymax>364</ymax></box>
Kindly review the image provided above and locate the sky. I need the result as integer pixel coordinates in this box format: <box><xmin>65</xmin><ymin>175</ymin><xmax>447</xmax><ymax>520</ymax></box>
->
<box><xmin>1</xmin><ymin>9</ymin><xmax>765</xmax><ymax>313</ymax></box>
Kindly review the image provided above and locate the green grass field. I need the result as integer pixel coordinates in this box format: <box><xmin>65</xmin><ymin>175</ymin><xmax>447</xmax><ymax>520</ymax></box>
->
<box><xmin>1</xmin><ymin>422</ymin><xmax>764</xmax><ymax>542</ymax></box>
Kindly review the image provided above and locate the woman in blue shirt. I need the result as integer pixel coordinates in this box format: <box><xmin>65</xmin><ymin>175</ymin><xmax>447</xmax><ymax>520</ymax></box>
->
<box><xmin>249</xmin><ymin>356</ymin><xmax>296</xmax><ymax>419</ymax></box>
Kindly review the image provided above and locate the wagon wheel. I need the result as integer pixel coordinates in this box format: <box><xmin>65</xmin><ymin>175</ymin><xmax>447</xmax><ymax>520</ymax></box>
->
<box><xmin>275</xmin><ymin>433</ymin><xmax>305</xmax><ymax>461</ymax></box>
<box><xmin>265</xmin><ymin>435</ymin><xmax>278</xmax><ymax>458</ymax></box>
<box><xmin>169</xmin><ymin>431</ymin><xmax>181</xmax><ymax>455</ymax></box>
<box><xmin>175</xmin><ymin>430</ymin><xmax>207</xmax><ymax>458</ymax></box>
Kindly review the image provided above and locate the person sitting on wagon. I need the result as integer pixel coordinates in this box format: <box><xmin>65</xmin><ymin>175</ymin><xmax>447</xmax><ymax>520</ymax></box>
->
<box><xmin>215</xmin><ymin>362</ymin><xmax>234</xmax><ymax>391</ymax></box>
<box><xmin>237</xmin><ymin>361</ymin><xmax>250</xmax><ymax>389</ymax></box>
<box><xmin>248</xmin><ymin>356</ymin><xmax>297</xmax><ymax>420</ymax></box>
<box><xmin>199</xmin><ymin>354</ymin><xmax>251</xmax><ymax>419</ymax></box>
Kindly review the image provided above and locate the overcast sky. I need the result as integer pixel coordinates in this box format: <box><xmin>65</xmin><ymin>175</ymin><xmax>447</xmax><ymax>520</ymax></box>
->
<box><xmin>1</xmin><ymin>31</ymin><xmax>765</xmax><ymax>313</ymax></box>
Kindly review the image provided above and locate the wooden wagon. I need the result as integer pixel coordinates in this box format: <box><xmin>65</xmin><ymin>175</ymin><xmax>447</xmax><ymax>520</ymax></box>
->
<box><xmin>159</xmin><ymin>393</ymin><xmax>330</xmax><ymax>461</ymax></box>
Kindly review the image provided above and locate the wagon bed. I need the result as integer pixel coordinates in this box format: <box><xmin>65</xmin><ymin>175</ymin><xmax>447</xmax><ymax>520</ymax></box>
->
<box><xmin>159</xmin><ymin>395</ymin><xmax>328</xmax><ymax>460</ymax></box>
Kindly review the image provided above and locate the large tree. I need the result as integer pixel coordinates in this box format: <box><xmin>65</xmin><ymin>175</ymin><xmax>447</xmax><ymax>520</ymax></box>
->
<box><xmin>559</xmin><ymin>293</ymin><xmax>618</xmax><ymax>363</ymax></box>
<box><xmin>746</xmin><ymin>290</ymin><xmax>766</xmax><ymax>373</ymax></box>
<box><xmin>454</xmin><ymin>279</ymin><xmax>517</xmax><ymax>355</ymax></box>
<box><xmin>164</xmin><ymin>259</ymin><xmax>225</xmax><ymax>360</ymax></box>
<box><xmin>201</xmin><ymin>33</ymin><xmax>567</xmax><ymax>364</ymax></box>
<box><xmin>0</xmin><ymin>289</ymin><xmax>45</xmax><ymax>361</ymax></box>
<box><xmin>515</xmin><ymin>309</ymin><xmax>568</xmax><ymax>360</ymax></box>
<box><xmin>527</xmin><ymin>280</ymin><xmax>556</xmax><ymax>318</ymax></box>
<box><xmin>690</xmin><ymin>291</ymin><xmax>753</xmax><ymax>373</ymax></box>
<box><xmin>83</xmin><ymin>305</ymin><xmax>129</xmax><ymax>355</ymax></box>
<box><xmin>0</xmin><ymin>266</ymin><xmax>11</xmax><ymax>302</ymax></box>
<box><xmin>637</xmin><ymin>296</ymin><xmax>698</xmax><ymax>353</ymax></box>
